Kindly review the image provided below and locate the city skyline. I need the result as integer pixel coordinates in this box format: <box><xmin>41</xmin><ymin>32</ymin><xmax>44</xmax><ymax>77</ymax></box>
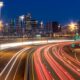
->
<box><xmin>2</xmin><ymin>0</ymin><xmax>80</xmax><ymax>24</ymax></box>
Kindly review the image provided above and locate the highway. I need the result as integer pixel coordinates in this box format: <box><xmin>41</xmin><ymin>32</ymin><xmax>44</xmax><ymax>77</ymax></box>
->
<box><xmin>0</xmin><ymin>46</ymin><xmax>31</xmax><ymax>80</ymax></box>
<box><xmin>0</xmin><ymin>41</ymin><xmax>80</xmax><ymax>80</ymax></box>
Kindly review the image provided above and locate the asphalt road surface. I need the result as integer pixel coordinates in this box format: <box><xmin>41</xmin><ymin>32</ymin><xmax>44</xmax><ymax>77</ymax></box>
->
<box><xmin>0</xmin><ymin>42</ymin><xmax>80</xmax><ymax>80</ymax></box>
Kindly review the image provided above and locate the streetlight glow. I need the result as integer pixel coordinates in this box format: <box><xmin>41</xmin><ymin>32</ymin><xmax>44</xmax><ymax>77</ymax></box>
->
<box><xmin>0</xmin><ymin>2</ymin><xmax>3</xmax><ymax>7</ymax></box>
<box><xmin>19</xmin><ymin>15</ymin><xmax>24</xmax><ymax>21</ymax></box>
<box><xmin>0</xmin><ymin>1</ymin><xmax>3</xmax><ymax>21</ymax></box>
<box><xmin>0</xmin><ymin>20</ymin><xmax>3</xmax><ymax>31</ymax></box>
<box><xmin>68</xmin><ymin>22</ymin><xmax>77</xmax><ymax>32</ymax></box>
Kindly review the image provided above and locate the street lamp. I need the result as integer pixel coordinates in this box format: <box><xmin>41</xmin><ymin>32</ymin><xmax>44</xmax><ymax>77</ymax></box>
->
<box><xmin>68</xmin><ymin>21</ymin><xmax>78</xmax><ymax>39</ymax></box>
<box><xmin>19</xmin><ymin>15</ymin><xmax>24</xmax><ymax>21</ymax></box>
<box><xmin>68</xmin><ymin>22</ymin><xmax>78</xmax><ymax>32</ymax></box>
<box><xmin>0</xmin><ymin>1</ymin><xmax>3</xmax><ymax>19</ymax></box>
<box><xmin>0</xmin><ymin>20</ymin><xmax>3</xmax><ymax>30</ymax></box>
<box><xmin>19</xmin><ymin>15</ymin><xmax>25</xmax><ymax>40</ymax></box>
<box><xmin>0</xmin><ymin>2</ymin><xmax>3</xmax><ymax>33</ymax></box>
<box><xmin>68</xmin><ymin>22</ymin><xmax>79</xmax><ymax>47</ymax></box>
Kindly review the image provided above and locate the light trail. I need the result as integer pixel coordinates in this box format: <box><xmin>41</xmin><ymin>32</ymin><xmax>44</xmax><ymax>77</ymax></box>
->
<box><xmin>33</xmin><ymin>42</ymin><xmax>80</xmax><ymax>80</ymax></box>
<box><xmin>13</xmin><ymin>49</ymin><xmax>26</xmax><ymax>80</ymax></box>
<box><xmin>59</xmin><ymin>47</ymin><xmax>80</xmax><ymax>75</ymax></box>
<box><xmin>0</xmin><ymin>47</ymin><xmax>30</xmax><ymax>76</ymax></box>
<box><xmin>33</xmin><ymin>45</ymin><xmax>54</xmax><ymax>80</ymax></box>
<box><xmin>24</xmin><ymin>48</ymin><xmax>36</xmax><ymax>80</ymax></box>
<box><xmin>1</xmin><ymin>41</ymin><xmax>80</xmax><ymax>80</ymax></box>
<box><xmin>44</xmin><ymin>45</ymin><xmax>74</xmax><ymax>80</ymax></box>
<box><xmin>4</xmin><ymin>47</ymin><xmax>29</xmax><ymax>80</ymax></box>
<box><xmin>0</xmin><ymin>39</ymin><xmax>74</xmax><ymax>50</ymax></box>
<box><xmin>52</xmin><ymin>46</ymin><xmax>80</xmax><ymax>76</ymax></box>
<box><xmin>74</xmin><ymin>52</ymin><xmax>79</xmax><ymax>62</ymax></box>
<box><xmin>61</xmin><ymin>48</ymin><xmax>80</xmax><ymax>66</ymax></box>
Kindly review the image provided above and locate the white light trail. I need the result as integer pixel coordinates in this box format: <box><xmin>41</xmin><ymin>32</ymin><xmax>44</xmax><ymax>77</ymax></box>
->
<box><xmin>4</xmin><ymin>47</ymin><xmax>29</xmax><ymax>80</ymax></box>
<box><xmin>0</xmin><ymin>47</ymin><xmax>30</xmax><ymax>76</ymax></box>
<box><xmin>0</xmin><ymin>39</ymin><xmax>74</xmax><ymax>50</ymax></box>
<box><xmin>13</xmin><ymin>52</ymin><xmax>25</xmax><ymax>80</ymax></box>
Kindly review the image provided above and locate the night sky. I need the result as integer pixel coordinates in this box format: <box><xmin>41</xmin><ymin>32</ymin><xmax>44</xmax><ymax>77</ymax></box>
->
<box><xmin>2</xmin><ymin>0</ymin><xmax>80</xmax><ymax>24</ymax></box>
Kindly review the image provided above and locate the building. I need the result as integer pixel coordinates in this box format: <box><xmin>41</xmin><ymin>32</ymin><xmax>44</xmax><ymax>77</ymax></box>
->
<box><xmin>18</xmin><ymin>13</ymin><xmax>39</xmax><ymax>37</ymax></box>
<box><xmin>9</xmin><ymin>19</ymin><xmax>16</xmax><ymax>35</ymax></box>
<box><xmin>3</xmin><ymin>23</ymin><xmax>9</xmax><ymax>35</ymax></box>
<box><xmin>16</xmin><ymin>18</ymin><xmax>22</xmax><ymax>36</ymax></box>
<box><xmin>52</xmin><ymin>22</ymin><xmax>60</xmax><ymax>33</ymax></box>
<box><xmin>46</xmin><ymin>21</ymin><xmax>61</xmax><ymax>37</ymax></box>
<box><xmin>31</xmin><ymin>19</ymin><xmax>38</xmax><ymax>33</ymax></box>
<box><xmin>24</xmin><ymin>13</ymin><xmax>32</xmax><ymax>31</ymax></box>
<box><xmin>46</xmin><ymin>22</ymin><xmax>52</xmax><ymax>32</ymax></box>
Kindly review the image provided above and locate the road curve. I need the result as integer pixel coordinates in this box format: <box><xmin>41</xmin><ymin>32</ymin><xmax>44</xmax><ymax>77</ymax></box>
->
<box><xmin>0</xmin><ymin>42</ymin><xmax>80</xmax><ymax>80</ymax></box>
<box><xmin>33</xmin><ymin>42</ymin><xmax>80</xmax><ymax>80</ymax></box>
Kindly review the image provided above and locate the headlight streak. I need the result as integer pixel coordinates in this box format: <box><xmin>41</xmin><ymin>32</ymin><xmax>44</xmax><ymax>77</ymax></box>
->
<box><xmin>0</xmin><ymin>40</ymin><xmax>74</xmax><ymax>50</ymax></box>
<box><xmin>0</xmin><ymin>47</ymin><xmax>30</xmax><ymax>78</ymax></box>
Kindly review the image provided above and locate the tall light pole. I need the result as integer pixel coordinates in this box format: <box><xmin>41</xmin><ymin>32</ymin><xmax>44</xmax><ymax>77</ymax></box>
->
<box><xmin>19</xmin><ymin>15</ymin><xmax>25</xmax><ymax>28</ymax></box>
<box><xmin>19</xmin><ymin>15</ymin><xmax>25</xmax><ymax>40</ymax></box>
<box><xmin>0</xmin><ymin>2</ymin><xmax>3</xmax><ymax>33</ymax></box>
<box><xmin>0</xmin><ymin>1</ymin><xmax>3</xmax><ymax>20</ymax></box>
<box><xmin>68</xmin><ymin>22</ymin><xmax>79</xmax><ymax>47</ymax></box>
<box><xmin>68</xmin><ymin>21</ymin><xmax>78</xmax><ymax>37</ymax></box>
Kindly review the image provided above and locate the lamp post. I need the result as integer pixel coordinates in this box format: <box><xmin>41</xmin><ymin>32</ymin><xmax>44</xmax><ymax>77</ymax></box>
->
<box><xmin>68</xmin><ymin>22</ymin><xmax>79</xmax><ymax>47</ymax></box>
<box><xmin>19</xmin><ymin>15</ymin><xmax>25</xmax><ymax>41</ymax></box>
<box><xmin>0</xmin><ymin>2</ymin><xmax>3</xmax><ymax>49</ymax></box>
<box><xmin>68</xmin><ymin>22</ymin><xmax>77</xmax><ymax>32</ymax></box>
<box><xmin>0</xmin><ymin>2</ymin><xmax>3</xmax><ymax>35</ymax></box>
<box><xmin>0</xmin><ymin>1</ymin><xmax>3</xmax><ymax>19</ymax></box>
<box><xmin>19</xmin><ymin>15</ymin><xmax>25</xmax><ymax>29</ymax></box>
